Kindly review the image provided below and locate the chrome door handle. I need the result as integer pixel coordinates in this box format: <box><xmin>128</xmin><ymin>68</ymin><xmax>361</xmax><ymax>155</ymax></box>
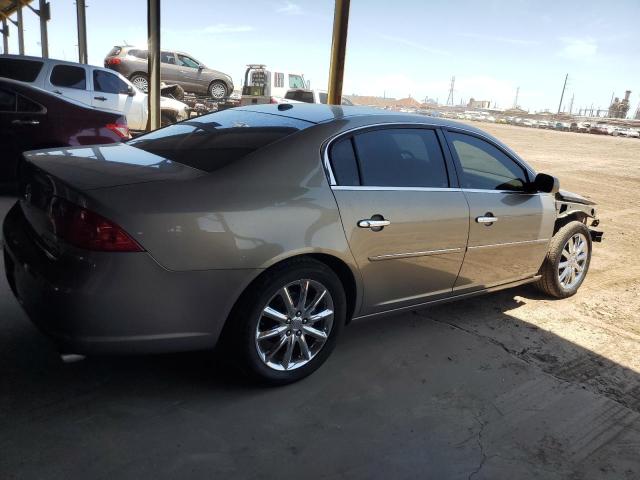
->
<box><xmin>12</xmin><ymin>119</ymin><xmax>40</xmax><ymax>126</ymax></box>
<box><xmin>94</xmin><ymin>96</ymin><xmax>107</xmax><ymax>101</ymax></box>
<box><xmin>476</xmin><ymin>215</ymin><xmax>498</xmax><ymax>224</ymax></box>
<box><xmin>53</xmin><ymin>90</ymin><xmax>62</xmax><ymax>94</ymax></box>
<box><xmin>358</xmin><ymin>219</ymin><xmax>391</xmax><ymax>229</ymax></box>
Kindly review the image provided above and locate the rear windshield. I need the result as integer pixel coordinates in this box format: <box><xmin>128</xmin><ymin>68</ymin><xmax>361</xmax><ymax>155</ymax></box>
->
<box><xmin>128</xmin><ymin>109</ymin><xmax>313</xmax><ymax>172</ymax></box>
<box><xmin>285</xmin><ymin>90</ymin><xmax>314</xmax><ymax>103</ymax></box>
<box><xmin>0</xmin><ymin>58</ymin><xmax>43</xmax><ymax>82</ymax></box>
<box><xmin>107</xmin><ymin>46</ymin><xmax>122</xmax><ymax>57</ymax></box>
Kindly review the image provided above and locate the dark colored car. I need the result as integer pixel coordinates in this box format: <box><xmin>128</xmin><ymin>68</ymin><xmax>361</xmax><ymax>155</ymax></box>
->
<box><xmin>104</xmin><ymin>46</ymin><xmax>234</xmax><ymax>100</ymax></box>
<box><xmin>0</xmin><ymin>78</ymin><xmax>130</xmax><ymax>186</ymax></box>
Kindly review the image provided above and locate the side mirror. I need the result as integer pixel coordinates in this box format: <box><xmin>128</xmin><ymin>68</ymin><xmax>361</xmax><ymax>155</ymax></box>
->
<box><xmin>198</xmin><ymin>65</ymin><xmax>204</xmax><ymax>70</ymax></box>
<box><xmin>127</xmin><ymin>85</ymin><xmax>136</xmax><ymax>97</ymax></box>
<box><xmin>533</xmin><ymin>173</ymin><xmax>559</xmax><ymax>194</ymax></box>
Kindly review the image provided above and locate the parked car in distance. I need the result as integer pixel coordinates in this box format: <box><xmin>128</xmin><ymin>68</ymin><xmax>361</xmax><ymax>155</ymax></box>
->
<box><xmin>104</xmin><ymin>46</ymin><xmax>233</xmax><ymax>100</ymax></box>
<box><xmin>3</xmin><ymin>104</ymin><xmax>603</xmax><ymax>385</ymax></box>
<box><xmin>617</xmin><ymin>128</ymin><xmax>640</xmax><ymax>138</ymax></box>
<box><xmin>0</xmin><ymin>78</ymin><xmax>129</xmax><ymax>186</ymax></box>
<box><xmin>283</xmin><ymin>88</ymin><xmax>354</xmax><ymax>105</ymax></box>
<box><xmin>0</xmin><ymin>55</ymin><xmax>188</xmax><ymax>131</ymax></box>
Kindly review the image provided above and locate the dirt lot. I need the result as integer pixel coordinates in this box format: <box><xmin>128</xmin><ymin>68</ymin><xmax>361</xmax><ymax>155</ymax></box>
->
<box><xmin>439</xmin><ymin>122</ymin><xmax>640</xmax><ymax>410</ymax></box>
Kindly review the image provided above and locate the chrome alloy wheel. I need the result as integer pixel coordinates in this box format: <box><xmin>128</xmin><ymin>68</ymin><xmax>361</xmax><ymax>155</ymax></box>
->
<box><xmin>132</xmin><ymin>76</ymin><xmax>149</xmax><ymax>92</ymax></box>
<box><xmin>255</xmin><ymin>279</ymin><xmax>334</xmax><ymax>371</ymax></box>
<box><xmin>209</xmin><ymin>82</ymin><xmax>227</xmax><ymax>99</ymax></box>
<box><xmin>558</xmin><ymin>233</ymin><xmax>589</xmax><ymax>289</ymax></box>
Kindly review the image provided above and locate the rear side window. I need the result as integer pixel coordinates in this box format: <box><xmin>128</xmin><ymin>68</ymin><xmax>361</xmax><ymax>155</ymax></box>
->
<box><xmin>129</xmin><ymin>49</ymin><xmax>147</xmax><ymax>59</ymax></box>
<box><xmin>107</xmin><ymin>46</ymin><xmax>122</xmax><ymax>57</ymax></box>
<box><xmin>128</xmin><ymin>110</ymin><xmax>312</xmax><ymax>172</ymax></box>
<box><xmin>285</xmin><ymin>90</ymin><xmax>313</xmax><ymax>103</ymax></box>
<box><xmin>352</xmin><ymin>128</ymin><xmax>449</xmax><ymax>188</ymax></box>
<box><xmin>329</xmin><ymin>138</ymin><xmax>360</xmax><ymax>185</ymax></box>
<box><xmin>17</xmin><ymin>95</ymin><xmax>43</xmax><ymax>112</ymax></box>
<box><xmin>0</xmin><ymin>58</ymin><xmax>43</xmax><ymax>82</ymax></box>
<box><xmin>50</xmin><ymin>65</ymin><xmax>86</xmax><ymax>90</ymax></box>
<box><xmin>0</xmin><ymin>88</ymin><xmax>16</xmax><ymax>111</ymax></box>
<box><xmin>93</xmin><ymin>70</ymin><xmax>129</xmax><ymax>94</ymax></box>
<box><xmin>161</xmin><ymin>51</ymin><xmax>176</xmax><ymax>64</ymax></box>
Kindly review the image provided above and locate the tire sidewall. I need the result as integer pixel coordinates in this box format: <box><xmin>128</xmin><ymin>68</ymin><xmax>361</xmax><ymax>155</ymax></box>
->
<box><xmin>551</xmin><ymin>222</ymin><xmax>592</xmax><ymax>296</ymax></box>
<box><xmin>209</xmin><ymin>81</ymin><xmax>227</xmax><ymax>100</ymax></box>
<box><xmin>239</xmin><ymin>262</ymin><xmax>346</xmax><ymax>385</ymax></box>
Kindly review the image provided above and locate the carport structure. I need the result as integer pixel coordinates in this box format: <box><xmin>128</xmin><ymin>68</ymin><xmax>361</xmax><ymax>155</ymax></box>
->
<box><xmin>0</xmin><ymin>0</ymin><xmax>352</xmax><ymax>130</ymax></box>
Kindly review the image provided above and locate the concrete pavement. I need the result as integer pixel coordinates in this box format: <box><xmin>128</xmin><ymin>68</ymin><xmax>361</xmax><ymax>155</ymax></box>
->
<box><xmin>1</xmin><ymin>195</ymin><xmax>638</xmax><ymax>480</ymax></box>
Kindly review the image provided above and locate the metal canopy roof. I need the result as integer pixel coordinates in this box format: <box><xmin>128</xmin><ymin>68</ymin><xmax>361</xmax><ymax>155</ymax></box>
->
<box><xmin>0</xmin><ymin>0</ymin><xmax>33</xmax><ymax>20</ymax></box>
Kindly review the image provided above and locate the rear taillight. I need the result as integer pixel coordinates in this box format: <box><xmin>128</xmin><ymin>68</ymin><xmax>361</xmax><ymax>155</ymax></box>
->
<box><xmin>106</xmin><ymin>57</ymin><xmax>122</xmax><ymax>65</ymax></box>
<box><xmin>50</xmin><ymin>197</ymin><xmax>143</xmax><ymax>252</ymax></box>
<box><xmin>106</xmin><ymin>123</ymin><xmax>131</xmax><ymax>139</ymax></box>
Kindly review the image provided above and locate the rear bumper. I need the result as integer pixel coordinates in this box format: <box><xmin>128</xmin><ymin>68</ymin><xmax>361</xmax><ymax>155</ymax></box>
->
<box><xmin>2</xmin><ymin>202</ymin><xmax>259</xmax><ymax>354</ymax></box>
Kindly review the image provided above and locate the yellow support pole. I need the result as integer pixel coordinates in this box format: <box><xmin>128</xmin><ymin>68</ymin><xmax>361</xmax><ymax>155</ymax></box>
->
<box><xmin>327</xmin><ymin>0</ymin><xmax>350</xmax><ymax>105</ymax></box>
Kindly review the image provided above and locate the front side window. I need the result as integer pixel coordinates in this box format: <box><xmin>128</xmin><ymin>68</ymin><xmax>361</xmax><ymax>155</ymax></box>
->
<box><xmin>288</xmin><ymin>74</ymin><xmax>305</xmax><ymax>88</ymax></box>
<box><xmin>177</xmin><ymin>54</ymin><xmax>199</xmax><ymax>68</ymax></box>
<box><xmin>448</xmin><ymin>132</ymin><xmax>527</xmax><ymax>191</ymax></box>
<box><xmin>128</xmin><ymin>110</ymin><xmax>312</xmax><ymax>172</ymax></box>
<box><xmin>93</xmin><ymin>70</ymin><xmax>129</xmax><ymax>95</ymax></box>
<box><xmin>50</xmin><ymin>65</ymin><xmax>86</xmax><ymax>90</ymax></box>
<box><xmin>352</xmin><ymin>128</ymin><xmax>449</xmax><ymax>188</ymax></box>
<box><xmin>0</xmin><ymin>88</ymin><xmax>16</xmax><ymax>112</ymax></box>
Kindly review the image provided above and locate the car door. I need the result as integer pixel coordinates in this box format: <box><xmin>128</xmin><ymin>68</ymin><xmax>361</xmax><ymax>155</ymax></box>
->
<box><xmin>91</xmin><ymin>69</ymin><xmax>144</xmax><ymax>130</ymax></box>
<box><xmin>46</xmin><ymin>64</ymin><xmax>91</xmax><ymax>106</ymax></box>
<box><xmin>329</xmin><ymin>126</ymin><xmax>470</xmax><ymax>316</ymax></box>
<box><xmin>160</xmin><ymin>51</ymin><xmax>181</xmax><ymax>85</ymax></box>
<box><xmin>444</xmin><ymin>129</ymin><xmax>555</xmax><ymax>292</ymax></box>
<box><xmin>0</xmin><ymin>88</ymin><xmax>48</xmax><ymax>183</ymax></box>
<box><xmin>175</xmin><ymin>53</ymin><xmax>203</xmax><ymax>93</ymax></box>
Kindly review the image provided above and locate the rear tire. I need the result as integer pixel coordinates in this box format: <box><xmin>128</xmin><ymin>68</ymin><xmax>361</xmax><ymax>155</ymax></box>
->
<box><xmin>224</xmin><ymin>258</ymin><xmax>346</xmax><ymax>385</ymax></box>
<box><xmin>535</xmin><ymin>221</ymin><xmax>592</xmax><ymax>298</ymax></box>
<box><xmin>130</xmin><ymin>73</ymin><xmax>149</xmax><ymax>93</ymax></box>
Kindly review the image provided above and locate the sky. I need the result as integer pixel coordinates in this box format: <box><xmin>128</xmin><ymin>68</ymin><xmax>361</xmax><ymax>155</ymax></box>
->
<box><xmin>4</xmin><ymin>0</ymin><xmax>639</xmax><ymax>114</ymax></box>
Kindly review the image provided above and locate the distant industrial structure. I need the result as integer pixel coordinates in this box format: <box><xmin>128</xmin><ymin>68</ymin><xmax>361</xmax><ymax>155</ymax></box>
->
<box><xmin>608</xmin><ymin>90</ymin><xmax>631</xmax><ymax>118</ymax></box>
<box><xmin>468</xmin><ymin>98</ymin><xmax>491</xmax><ymax>109</ymax></box>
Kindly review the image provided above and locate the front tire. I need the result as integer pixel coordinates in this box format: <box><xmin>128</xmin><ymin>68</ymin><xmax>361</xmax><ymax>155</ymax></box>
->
<box><xmin>535</xmin><ymin>221</ymin><xmax>592</xmax><ymax>298</ymax></box>
<box><xmin>209</xmin><ymin>81</ymin><xmax>228</xmax><ymax>100</ymax></box>
<box><xmin>226</xmin><ymin>259</ymin><xmax>346</xmax><ymax>385</ymax></box>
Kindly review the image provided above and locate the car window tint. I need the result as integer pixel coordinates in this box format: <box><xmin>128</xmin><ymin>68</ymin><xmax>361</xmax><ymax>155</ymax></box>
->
<box><xmin>107</xmin><ymin>46</ymin><xmax>122</xmax><ymax>56</ymax></box>
<box><xmin>448</xmin><ymin>132</ymin><xmax>527</xmax><ymax>191</ymax></box>
<box><xmin>130</xmin><ymin>49</ymin><xmax>147</xmax><ymax>59</ymax></box>
<box><xmin>93</xmin><ymin>70</ymin><xmax>129</xmax><ymax>94</ymax></box>
<box><xmin>288</xmin><ymin>75</ymin><xmax>305</xmax><ymax>88</ymax></box>
<box><xmin>0</xmin><ymin>88</ymin><xmax>16</xmax><ymax>111</ymax></box>
<box><xmin>0</xmin><ymin>58</ymin><xmax>43</xmax><ymax>82</ymax></box>
<box><xmin>50</xmin><ymin>65</ymin><xmax>86</xmax><ymax>89</ymax></box>
<box><xmin>128</xmin><ymin>110</ymin><xmax>313</xmax><ymax>172</ymax></box>
<box><xmin>177</xmin><ymin>55</ymin><xmax>198</xmax><ymax>68</ymax></box>
<box><xmin>330</xmin><ymin>137</ymin><xmax>359</xmax><ymax>185</ymax></box>
<box><xmin>284</xmin><ymin>90</ymin><xmax>314</xmax><ymax>103</ymax></box>
<box><xmin>319</xmin><ymin>92</ymin><xmax>328</xmax><ymax>104</ymax></box>
<box><xmin>16</xmin><ymin>95</ymin><xmax>42</xmax><ymax>112</ymax></box>
<box><xmin>352</xmin><ymin>128</ymin><xmax>449</xmax><ymax>188</ymax></box>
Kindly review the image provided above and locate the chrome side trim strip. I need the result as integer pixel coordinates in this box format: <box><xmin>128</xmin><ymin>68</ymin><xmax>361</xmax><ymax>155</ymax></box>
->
<box><xmin>369</xmin><ymin>247</ymin><xmax>463</xmax><ymax>261</ymax></box>
<box><xmin>468</xmin><ymin>238</ymin><xmax>549</xmax><ymax>250</ymax></box>
<box><xmin>332</xmin><ymin>186</ymin><xmax>461</xmax><ymax>192</ymax></box>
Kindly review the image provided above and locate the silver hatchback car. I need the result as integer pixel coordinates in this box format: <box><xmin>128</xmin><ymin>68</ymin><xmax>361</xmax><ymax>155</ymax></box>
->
<box><xmin>3</xmin><ymin>104</ymin><xmax>602</xmax><ymax>384</ymax></box>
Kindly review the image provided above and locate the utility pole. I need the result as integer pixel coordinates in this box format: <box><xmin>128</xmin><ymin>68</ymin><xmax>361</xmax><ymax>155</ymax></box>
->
<box><xmin>327</xmin><ymin>0</ymin><xmax>350</xmax><ymax>105</ymax></box>
<box><xmin>76</xmin><ymin>0</ymin><xmax>88</xmax><ymax>64</ymax></box>
<box><xmin>26</xmin><ymin>1</ymin><xmax>51</xmax><ymax>58</ymax></box>
<box><xmin>557</xmin><ymin>73</ymin><xmax>568</xmax><ymax>115</ymax></box>
<box><xmin>446</xmin><ymin>76</ymin><xmax>455</xmax><ymax>106</ymax></box>
<box><xmin>513</xmin><ymin>86</ymin><xmax>519</xmax><ymax>108</ymax></box>
<box><xmin>568</xmin><ymin>94</ymin><xmax>574</xmax><ymax>114</ymax></box>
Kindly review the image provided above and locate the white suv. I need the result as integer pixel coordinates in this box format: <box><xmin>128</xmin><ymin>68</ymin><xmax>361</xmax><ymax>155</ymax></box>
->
<box><xmin>0</xmin><ymin>55</ymin><xmax>188</xmax><ymax>131</ymax></box>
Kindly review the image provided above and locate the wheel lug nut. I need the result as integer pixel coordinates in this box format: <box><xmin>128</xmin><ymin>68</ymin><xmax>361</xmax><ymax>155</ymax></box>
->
<box><xmin>286</xmin><ymin>319</ymin><xmax>291</xmax><ymax>324</ymax></box>
<box><xmin>296</xmin><ymin>330</ymin><xmax>302</xmax><ymax>336</ymax></box>
<box><xmin>286</xmin><ymin>330</ymin><xmax>292</xmax><ymax>336</ymax></box>
<box><xmin>303</xmin><ymin>319</ymin><xmax>307</xmax><ymax>324</ymax></box>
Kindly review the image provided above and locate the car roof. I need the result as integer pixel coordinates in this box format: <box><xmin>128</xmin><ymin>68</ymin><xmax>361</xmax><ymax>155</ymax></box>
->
<box><xmin>236</xmin><ymin>103</ymin><xmax>488</xmax><ymax>132</ymax></box>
